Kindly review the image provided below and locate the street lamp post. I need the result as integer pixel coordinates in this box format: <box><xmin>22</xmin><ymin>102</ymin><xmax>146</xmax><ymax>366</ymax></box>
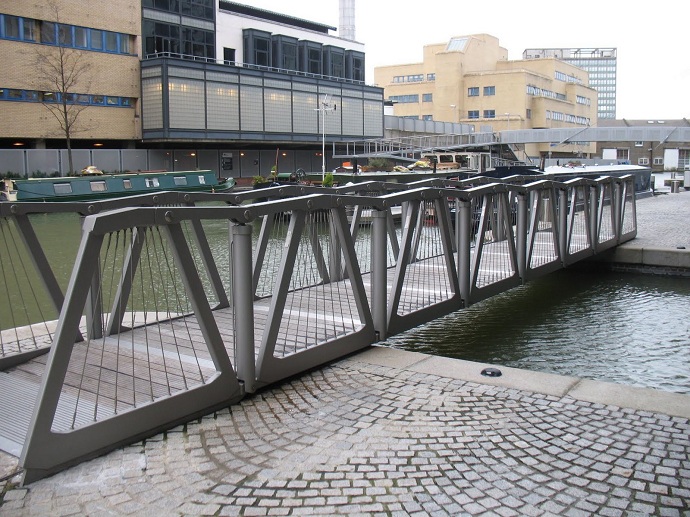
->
<box><xmin>315</xmin><ymin>94</ymin><xmax>337</xmax><ymax>182</ymax></box>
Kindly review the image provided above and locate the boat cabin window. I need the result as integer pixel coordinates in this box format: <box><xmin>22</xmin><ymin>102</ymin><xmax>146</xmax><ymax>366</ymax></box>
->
<box><xmin>123</xmin><ymin>179</ymin><xmax>132</xmax><ymax>189</ymax></box>
<box><xmin>90</xmin><ymin>181</ymin><xmax>107</xmax><ymax>192</ymax></box>
<box><xmin>174</xmin><ymin>176</ymin><xmax>188</xmax><ymax>186</ymax></box>
<box><xmin>198</xmin><ymin>175</ymin><xmax>206</xmax><ymax>185</ymax></box>
<box><xmin>438</xmin><ymin>155</ymin><xmax>454</xmax><ymax>163</ymax></box>
<box><xmin>53</xmin><ymin>183</ymin><xmax>73</xmax><ymax>195</ymax></box>
<box><xmin>145</xmin><ymin>178</ymin><xmax>160</xmax><ymax>188</ymax></box>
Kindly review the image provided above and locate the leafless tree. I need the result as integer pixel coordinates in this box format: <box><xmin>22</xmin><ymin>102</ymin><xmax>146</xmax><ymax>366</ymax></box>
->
<box><xmin>33</xmin><ymin>2</ymin><xmax>94</xmax><ymax>175</ymax></box>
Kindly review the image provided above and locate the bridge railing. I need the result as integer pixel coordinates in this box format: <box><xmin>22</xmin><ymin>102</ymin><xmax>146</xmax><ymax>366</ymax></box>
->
<box><xmin>0</xmin><ymin>175</ymin><xmax>637</xmax><ymax>483</ymax></box>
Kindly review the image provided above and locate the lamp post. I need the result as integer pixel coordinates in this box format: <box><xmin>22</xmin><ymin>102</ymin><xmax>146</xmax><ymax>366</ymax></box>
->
<box><xmin>315</xmin><ymin>94</ymin><xmax>337</xmax><ymax>182</ymax></box>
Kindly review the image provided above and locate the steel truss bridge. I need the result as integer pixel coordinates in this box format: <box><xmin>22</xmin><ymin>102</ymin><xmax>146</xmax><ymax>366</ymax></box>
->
<box><xmin>333</xmin><ymin>125</ymin><xmax>690</xmax><ymax>161</ymax></box>
<box><xmin>0</xmin><ymin>174</ymin><xmax>637</xmax><ymax>483</ymax></box>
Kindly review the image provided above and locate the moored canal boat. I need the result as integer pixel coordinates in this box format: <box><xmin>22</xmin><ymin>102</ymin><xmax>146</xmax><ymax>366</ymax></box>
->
<box><xmin>11</xmin><ymin>169</ymin><xmax>235</xmax><ymax>202</ymax></box>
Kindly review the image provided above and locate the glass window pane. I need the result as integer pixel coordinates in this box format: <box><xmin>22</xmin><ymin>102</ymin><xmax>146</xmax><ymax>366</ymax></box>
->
<box><xmin>41</xmin><ymin>21</ymin><xmax>56</xmax><ymax>44</ymax></box>
<box><xmin>105</xmin><ymin>32</ymin><xmax>118</xmax><ymax>51</ymax></box>
<box><xmin>74</xmin><ymin>26</ymin><xmax>87</xmax><ymax>47</ymax></box>
<box><xmin>90</xmin><ymin>29</ymin><xmax>102</xmax><ymax>49</ymax></box>
<box><xmin>4</xmin><ymin>15</ymin><xmax>20</xmax><ymax>39</ymax></box>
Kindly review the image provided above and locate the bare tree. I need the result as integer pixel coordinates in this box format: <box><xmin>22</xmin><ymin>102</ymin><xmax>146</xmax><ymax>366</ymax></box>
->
<box><xmin>33</xmin><ymin>2</ymin><xmax>94</xmax><ymax>175</ymax></box>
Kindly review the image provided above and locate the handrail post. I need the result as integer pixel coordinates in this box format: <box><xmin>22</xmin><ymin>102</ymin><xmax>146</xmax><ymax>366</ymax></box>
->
<box><xmin>613</xmin><ymin>180</ymin><xmax>622</xmax><ymax>242</ymax></box>
<box><xmin>589</xmin><ymin>184</ymin><xmax>599</xmax><ymax>253</ymax></box>
<box><xmin>516</xmin><ymin>191</ymin><xmax>528</xmax><ymax>282</ymax></box>
<box><xmin>558</xmin><ymin>187</ymin><xmax>568</xmax><ymax>264</ymax></box>
<box><xmin>231</xmin><ymin>223</ymin><xmax>255</xmax><ymax>393</ymax></box>
<box><xmin>457</xmin><ymin>199</ymin><xmax>471</xmax><ymax>306</ymax></box>
<box><xmin>371</xmin><ymin>208</ymin><xmax>388</xmax><ymax>340</ymax></box>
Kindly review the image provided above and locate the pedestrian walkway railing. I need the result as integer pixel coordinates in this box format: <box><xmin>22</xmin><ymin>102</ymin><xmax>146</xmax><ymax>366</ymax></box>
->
<box><xmin>0</xmin><ymin>175</ymin><xmax>637</xmax><ymax>483</ymax></box>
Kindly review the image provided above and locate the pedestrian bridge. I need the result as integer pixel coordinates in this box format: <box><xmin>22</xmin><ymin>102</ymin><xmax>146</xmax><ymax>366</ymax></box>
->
<box><xmin>0</xmin><ymin>174</ymin><xmax>638</xmax><ymax>483</ymax></box>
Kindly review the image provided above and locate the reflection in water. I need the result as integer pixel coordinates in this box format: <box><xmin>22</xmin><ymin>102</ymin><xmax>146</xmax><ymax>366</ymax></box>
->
<box><xmin>383</xmin><ymin>268</ymin><xmax>690</xmax><ymax>394</ymax></box>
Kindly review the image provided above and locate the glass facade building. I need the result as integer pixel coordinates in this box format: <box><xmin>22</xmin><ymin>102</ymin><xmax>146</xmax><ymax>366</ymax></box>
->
<box><xmin>523</xmin><ymin>48</ymin><xmax>617</xmax><ymax>119</ymax></box>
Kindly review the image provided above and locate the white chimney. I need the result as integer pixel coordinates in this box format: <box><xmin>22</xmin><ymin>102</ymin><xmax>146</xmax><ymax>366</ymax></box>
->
<box><xmin>339</xmin><ymin>0</ymin><xmax>355</xmax><ymax>41</ymax></box>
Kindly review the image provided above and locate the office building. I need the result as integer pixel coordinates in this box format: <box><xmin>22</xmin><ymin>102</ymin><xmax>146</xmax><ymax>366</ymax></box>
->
<box><xmin>0</xmin><ymin>1</ymin><xmax>384</xmax><ymax>176</ymax></box>
<box><xmin>374</xmin><ymin>34</ymin><xmax>598</xmax><ymax>159</ymax></box>
<box><xmin>523</xmin><ymin>47</ymin><xmax>617</xmax><ymax>120</ymax></box>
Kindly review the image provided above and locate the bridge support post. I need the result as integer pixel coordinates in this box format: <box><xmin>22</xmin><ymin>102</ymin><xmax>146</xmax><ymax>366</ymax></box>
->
<box><xmin>232</xmin><ymin>224</ymin><xmax>256</xmax><ymax>393</ymax></box>
<box><xmin>589</xmin><ymin>185</ymin><xmax>599</xmax><ymax>253</ymax></box>
<box><xmin>558</xmin><ymin>188</ymin><xmax>568</xmax><ymax>264</ymax></box>
<box><xmin>613</xmin><ymin>180</ymin><xmax>622</xmax><ymax>242</ymax></box>
<box><xmin>516</xmin><ymin>192</ymin><xmax>528</xmax><ymax>282</ymax></box>
<box><xmin>457</xmin><ymin>200</ymin><xmax>471</xmax><ymax>306</ymax></box>
<box><xmin>371</xmin><ymin>209</ymin><xmax>388</xmax><ymax>340</ymax></box>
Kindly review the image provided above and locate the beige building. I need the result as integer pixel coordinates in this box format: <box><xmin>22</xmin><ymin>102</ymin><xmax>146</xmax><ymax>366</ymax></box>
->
<box><xmin>374</xmin><ymin>34</ymin><xmax>598</xmax><ymax>158</ymax></box>
<box><xmin>0</xmin><ymin>1</ymin><xmax>141</xmax><ymax>148</ymax></box>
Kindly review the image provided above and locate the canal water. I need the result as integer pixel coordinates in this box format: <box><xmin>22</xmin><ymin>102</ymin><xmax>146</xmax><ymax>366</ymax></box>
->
<box><xmin>382</xmin><ymin>267</ymin><xmax>690</xmax><ymax>395</ymax></box>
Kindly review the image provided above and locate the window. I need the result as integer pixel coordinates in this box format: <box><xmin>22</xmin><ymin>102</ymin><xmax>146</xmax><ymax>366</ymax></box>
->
<box><xmin>224</xmin><ymin>47</ymin><xmax>236</xmax><ymax>64</ymax></box>
<box><xmin>174</xmin><ymin>176</ymin><xmax>188</xmax><ymax>186</ymax></box>
<box><xmin>422</xmin><ymin>93</ymin><xmax>432</xmax><ymax>102</ymax></box>
<box><xmin>422</xmin><ymin>115</ymin><xmax>433</xmax><ymax>121</ymax></box>
<box><xmin>483</xmin><ymin>110</ymin><xmax>495</xmax><ymax>119</ymax></box>
<box><xmin>468</xmin><ymin>87</ymin><xmax>479</xmax><ymax>97</ymax></box>
<box><xmin>2</xmin><ymin>15</ymin><xmax>20</xmax><ymax>39</ymax></box>
<box><xmin>90</xmin><ymin>181</ymin><xmax>107</xmax><ymax>192</ymax></box>
<box><xmin>467</xmin><ymin>110</ymin><xmax>479</xmax><ymax>119</ymax></box>
<box><xmin>41</xmin><ymin>21</ymin><xmax>56</xmax><ymax>44</ymax></box>
<box><xmin>123</xmin><ymin>179</ymin><xmax>132</xmax><ymax>189</ymax></box>
<box><xmin>427</xmin><ymin>73</ymin><xmax>435</xmax><ymax>81</ymax></box>
<box><xmin>638</xmin><ymin>158</ymin><xmax>649</xmax><ymax>165</ymax></box>
<box><xmin>634</xmin><ymin>141</ymin><xmax>643</xmax><ymax>147</ymax></box>
<box><xmin>145</xmin><ymin>178</ymin><xmax>160</xmax><ymax>188</ymax></box>
<box><xmin>483</xmin><ymin>86</ymin><xmax>495</xmax><ymax>96</ymax></box>
<box><xmin>653</xmin><ymin>157</ymin><xmax>663</xmax><ymax>165</ymax></box>
<box><xmin>198</xmin><ymin>175</ymin><xmax>206</xmax><ymax>185</ymax></box>
<box><xmin>53</xmin><ymin>183</ymin><xmax>72</xmax><ymax>195</ymax></box>
<box><xmin>526</xmin><ymin>109</ymin><xmax>531</xmax><ymax>120</ymax></box>
<box><xmin>90</xmin><ymin>29</ymin><xmax>103</xmax><ymax>50</ymax></box>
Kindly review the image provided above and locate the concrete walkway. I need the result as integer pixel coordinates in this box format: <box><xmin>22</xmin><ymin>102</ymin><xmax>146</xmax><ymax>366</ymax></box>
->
<box><xmin>0</xmin><ymin>190</ymin><xmax>688</xmax><ymax>516</ymax></box>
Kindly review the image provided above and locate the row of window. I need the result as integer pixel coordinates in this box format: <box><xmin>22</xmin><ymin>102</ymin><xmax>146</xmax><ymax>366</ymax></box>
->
<box><xmin>576</xmin><ymin>95</ymin><xmax>591</xmax><ymax>106</ymax></box>
<box><xmin>467</xmin><ymin>86</ymin><xmax>495</xmax><ymax>97</ymax></box>
<box><xmin>568</xmin><ymin>60</ymin><xmax>616</xmax><ymax>68</ymax></box>
<box><xmin>392</xmin><ymin>73</ymin><xmax>435</xmax><ymax>83</ymax></box>
<box><xmin>0</xmin><ymin>13</ymin><xmax>132</xmax><ymax>55</ymax></box>
<box><xmin>526</xmin><ymin>85</ymin><xmax>567</xmax><ymax>101</ymax></box>
<box><xmin>0</xmin><ymin>88</ymin><xmax>135</xmax><ymax>107</ymax></box>
<box><xmin>637</xmin><ymin>157</ymin><xmax>665</xmax><ymax>166</ymax></box>
<box><xmin>554</xmin><ymin>71</ymin><xmax>582</xmax><ymax>84</ymax></box>
<box><xmin>240</xmin><ymin>29</ymin><xmax>365</xmax><ymax>82</ymax></box>
<box><xmin>143</xmin><ymin>0</ymin><xmax>214</xmax><ymax>22</ymax></box>
<box><xmin>389</xmin><ymin>93</ymin><xmax>434</xmax><ymax>104</ymax></box>
<box><xmin>389</xmin><ymin>94</ymin><xmax>418</xmax><ymax>104</ymax></box>
<box><xmin>546</xmin><ymin>110</ymin><xmax>590</xmax><ymax>126</ymax></box>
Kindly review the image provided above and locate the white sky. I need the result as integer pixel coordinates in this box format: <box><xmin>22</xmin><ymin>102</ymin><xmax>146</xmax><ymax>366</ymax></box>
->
<box><xmin>236</xmin><ymin>0</ymin><xmax>689</xmax><ymax>120</ymax></box>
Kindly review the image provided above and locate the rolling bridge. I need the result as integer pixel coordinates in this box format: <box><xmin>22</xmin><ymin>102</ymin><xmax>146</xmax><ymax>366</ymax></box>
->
<box><xmin>0</xmin><ymin>174</ymin><xmax>637</xmax><ymax>483</ymax></box>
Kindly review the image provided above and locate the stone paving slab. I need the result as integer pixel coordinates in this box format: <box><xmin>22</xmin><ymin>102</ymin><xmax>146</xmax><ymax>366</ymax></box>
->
<box><xmin>1</xmin><ymin>346</ymin><xmax>688</xmax><ymax>516</ymax></box>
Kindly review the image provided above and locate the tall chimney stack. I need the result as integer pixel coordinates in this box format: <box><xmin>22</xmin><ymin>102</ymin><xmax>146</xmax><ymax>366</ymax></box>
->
<box><xmin>339</xmin><ymin>0</ymin><xmax>355</xmax><ymax>41</ymax></box>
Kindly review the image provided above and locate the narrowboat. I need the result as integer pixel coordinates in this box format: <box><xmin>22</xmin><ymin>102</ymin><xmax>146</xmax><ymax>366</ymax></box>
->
<box><xmin>11</xmin><ymin>169</ymin><xmax>235</xmax><ymax>202</ymax></box>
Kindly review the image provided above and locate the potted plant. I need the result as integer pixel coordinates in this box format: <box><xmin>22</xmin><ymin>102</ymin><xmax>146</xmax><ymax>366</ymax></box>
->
<box><xmin>322</xmin><ymin>172</ymin><xmax>334</xmax><ymax>188</ymax></box>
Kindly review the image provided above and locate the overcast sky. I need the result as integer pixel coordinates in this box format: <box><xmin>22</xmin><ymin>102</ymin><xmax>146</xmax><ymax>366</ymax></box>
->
<box><xmin>237</xmin><ymin>0</ymin><xmax>689</xmax><ymax>120</ymax></box>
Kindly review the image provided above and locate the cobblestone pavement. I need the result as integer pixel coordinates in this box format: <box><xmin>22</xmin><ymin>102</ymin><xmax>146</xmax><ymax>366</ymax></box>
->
<box><xmin>1</xmin><ymin>352</ymin><xmax>688</xmax><ymax>516</ymax></box>
<box><xmin>631</xmin><ymin>189</ymin><xmax>689</xmax><ymax>249</ymax></box>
